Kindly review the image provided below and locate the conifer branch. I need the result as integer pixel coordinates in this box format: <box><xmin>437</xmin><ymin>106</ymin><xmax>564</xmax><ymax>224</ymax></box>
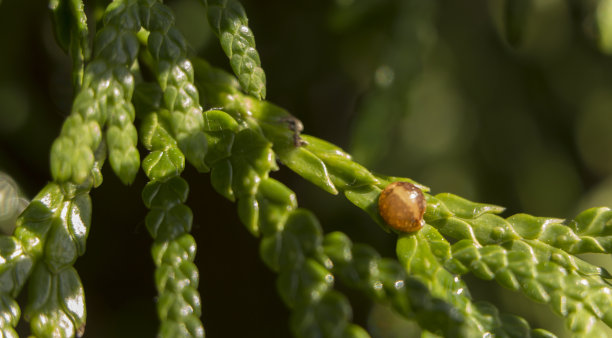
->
<box><xmin>192</xmin><ymin>57</ymin><xmax>612</xmax><ymax>335</ymax></box>
<box><xmin>202</xmin><ymin>0</ymin><xmax>267</xmax><ymax>100</ymax></box>
<box><xmin>49</xmin><ymin>0</ymin><xmax>90</xmax><ymax>89</ymax></box>
<box><xmin>135</xmin><ymin>77</ymin><xmax>204</xmax><ymax>336</ymax></box>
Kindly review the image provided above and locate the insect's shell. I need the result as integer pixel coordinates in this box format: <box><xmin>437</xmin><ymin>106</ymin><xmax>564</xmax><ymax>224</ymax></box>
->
<box><xmin>378</xmin><ymin>181</ymin><xmax>426</xmax><ymax>232</ymax></box>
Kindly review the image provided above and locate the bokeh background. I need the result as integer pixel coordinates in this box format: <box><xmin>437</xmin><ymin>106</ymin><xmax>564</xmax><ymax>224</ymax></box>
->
<box><xmin>1</xmin><ymin>0</ymin><xmax>612</xmax><ymax>336</ymax></box>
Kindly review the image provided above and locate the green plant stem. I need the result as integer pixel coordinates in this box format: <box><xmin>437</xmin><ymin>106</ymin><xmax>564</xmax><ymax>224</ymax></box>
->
<box><xmin>51</xmin><ymin>0</ymin><xmax>141</xmax><ymax>186</ymax></box>
<box><xmin>191</xmin><ymin>57</ymin><xmax>612</xmax><ymax>335</ymax></box>
<box><xmin>322</xmin><ymin>231</ymin><xmax>465</xmax><ymax>337</ymax></box>
<box><xmin>137</xmin><ymin>77</ymin><xmax>204</xmax><ymax>336</ymax></box>
<box><xmin>4</xmin><ymin>0</ymin><xmax>141</xmax><ymax>335</ymax></box>
<box><xmin>397</xmin><ymin>226</ymin><xmax>556</xmax><ymax>337</ymax></box>
<box><xmin>199</xmin><ymin>105</ymin><xmax>368</xmax><ymax>336</ymax></box>
<box><xmin>140</xmin><ymin>0</ymin><xmax>209</xmax><ymax>173</ymax></box>
<box><xmin>446</xmin><ymin>238</ymin><xmax>612</xmax><ymax>336</ymax></box>
<box><xmin>202</xmin><ymin>0</ymin><xmax>267</xmax><ymax>100</ymax></box>
<box><xmin>142</xmin><ymin>175</ymin><xmax>204</xmax><ymax>337</ymax></box>
<box><xmin>49</xmin><ymin>0</ymin><xmax>90</xmax><ymax>89</ymax></box>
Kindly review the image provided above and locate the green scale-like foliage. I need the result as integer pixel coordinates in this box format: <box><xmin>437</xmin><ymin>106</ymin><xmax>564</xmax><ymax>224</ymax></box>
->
<box><xmin>322</xmin><ymin>231</ymin><xmax>466</xmax><ymax>337</ymax></box>
<box><xmin>49</xmin><ymin>0</ymin><xmax>90</xmax><ymax>89</ymax></box>
<box><xmin>190</xmin><ymin>56</ymin><xmax>612</xmax><ymax>336</ymax></box>
<box><xmin>167</xmin><ymin>52</ymin><xmax>366</xmax><ymax>335</ymax></box>
<box><xmin>1</xmin><ymin>180</ymin><xmax>94</xmax><ymax>337</ymax></box>
<box><xmin>0</xmin><ymin>0</ymin><xmax>144</xmax><ymax>335</ymax></box>
<box><xmin>396</xmin><ymin>226</ymin><xmax>556</xmax><ymax>337</ymax></box>
<box><xmin>142</xmin><ymin>175</ymin><xmax>203</xmax><ymax>337</ymax></box>
<box><xmin>134</xmin><ymin>4</ymin><xmax>205</xmax><ymax>331</ymax></box>
<box><xmin>203</xmin><ymin>0</ymin><xmax>267</xmax><ymax>100</ymax></box>
<box><xmin>199</xmin><ymin>107</ymin><xmax>369</xmax><ymax>336</ymax></box>
<box><xmin>5</xmin><ymin>181</ymin><xmax>94</xmax><ymax>337</ymax></box>
<box><xmin>424</xmin><ymin>195</ymin><xmax>612</xmax><ymax>336</ymax></box>
<box><xmin>4</xmin><ymin>0</ymin><xmax>612</xmax><ymax>336</ymax></box>
<box><xmin>137</xmin><ymin>83</ymin><xmax>204</xmax><ymax>337</ymax></box>
<box><xmin>190</xmin><ymin>59</ymin><xmax>548</xmax><ymax>337</ymax></box>
<box><xmin>141</xmin><ymin>92</ymin><xmax>204</xmax><ymax>337</ymax></box>
<box><xmin>446</xmin><ymin>239</ymin><xmax>612</xmax><ymax>336</ymax></box>
<box><xmin>51</xmin><ymin>0</ymin><xmax>141</xmax><ymax>186</ymax></box>
<box><xmin>140</xmin><ymin>0</ymin><xmax>209</xmax><ymax>173</ymax></box>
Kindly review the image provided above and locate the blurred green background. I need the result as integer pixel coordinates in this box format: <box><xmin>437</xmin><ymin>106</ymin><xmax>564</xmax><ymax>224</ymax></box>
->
<box><xmin>1</xmin><ymin>0</ymin><xmax>612</xmax><ymax>336</ymax></box>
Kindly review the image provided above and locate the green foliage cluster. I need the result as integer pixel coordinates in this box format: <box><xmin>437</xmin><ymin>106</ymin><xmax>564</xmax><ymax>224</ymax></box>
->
<box><xmin>0</xmin><ymin>0</ymin><xmax>612</xmax><ymax>337</ymax></box>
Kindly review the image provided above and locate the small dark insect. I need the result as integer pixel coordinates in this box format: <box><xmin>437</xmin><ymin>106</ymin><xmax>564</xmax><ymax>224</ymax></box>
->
<box><xmin>278</xmin><ymin>116</ymin><xmax>308</xmax><ymax>147</ymax></box>
<box><xmin>378</xmin><ymin>181</ymin><xmax>426</xmax><ymax>232</ymax></box>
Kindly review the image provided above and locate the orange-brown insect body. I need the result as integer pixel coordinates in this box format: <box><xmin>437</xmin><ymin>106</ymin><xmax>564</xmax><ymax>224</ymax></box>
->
<box><xmin>378</xmin><ymin>182</ymin><xmax>426</xmax><ymax>232</ymax></box>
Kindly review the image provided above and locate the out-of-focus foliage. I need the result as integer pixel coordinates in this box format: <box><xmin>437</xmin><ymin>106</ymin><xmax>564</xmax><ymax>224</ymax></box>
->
<box><xmin>0</xmin><ymin>173</ymin><xmax>28</xmax><ymax>235</ymax></box>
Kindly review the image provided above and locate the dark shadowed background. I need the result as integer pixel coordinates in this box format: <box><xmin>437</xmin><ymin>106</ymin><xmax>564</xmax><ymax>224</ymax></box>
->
<box><xmin>1</xmin><ymin>0</ymin><xmax>612</xmax><ymax>336</ymax></box>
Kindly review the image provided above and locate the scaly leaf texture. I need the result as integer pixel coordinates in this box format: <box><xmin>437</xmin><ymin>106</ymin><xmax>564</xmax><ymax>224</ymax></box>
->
<box><xmin>190</xmin><ymin>59</ymin><xmax>606</xmax><ymax>335</ymax></box>
<box><xmin>136</xmin><ymin>80</ymin><xmax>204</xmax><ymax>336</ymax></box>
<box><xmin>424</xmin><ymin>193</ymin><xmax>612</xmax><ymax>334</ymax></box>
<box><xmin>301</xmin><ymin>142</ymin><xmax>612</xmax><ymax>334</ymax></box>
<box><xmin>198</xmin><ymin>106</ymin><xmax>367</xmax><ymax>337</ymax></box>
<box><xmin>49</xmin><ymin>0</ymin><xmax>91</xmax><ymax>88</ymax></box>
<box><xmin>191</xmin><ymin>59</ymin><xmax>612</xmax><ymax>258</ymax></box>
<box><xmin>203</xmin><ymin>0</ymin><xmax>267</xmax><ymax>100</ymax></box>
<box><xmin>153</xmin><ymin>62</ymin><xmax>363</xmax><ymax>334</ymax></box>
<box><xmin>0</xmin><ymin>235</ymin><xmax>33</xmax><ymax>337</ymax></box>
<box><xmin>142</xmin><ymin>177</ymin><xmax>203</xmax><ymax>338</ymax></box>
<box><xmin>5</xmin><ymin>135</ymin><xmax>104</xmax><ymax>336</ymax></box>
<box><xmin>322</xmin><ymin>231</ymin><xmax>465</xmax><ymax>337</ymax></box>
<box><xmin>27</xmin><ymin>128</ymin><xmax>108</xmax><ymax>337</ymax></box>
<box><xmin>50</xmin><ymin>0</ymin><xmax>141</xmax><ymax>186</ymax></box>
<box><xmin>446</xmin><ymin>238</ymin><xmax>612</xmax><ymax>337</ymax></box>
<box><xmin>10</xmin><ymin>180</ymin><xmax>93</xmax><ymax>337</ymax></box>
<box><xmin>397</xmin><ymin>226</ymin><xmax>555</xmax><ymax>338</ymax></box>
<box><xmin>140</xmin><ymin>0</ymin><xmax>209</xmax><ymax>173</ymax></box>
<box><xmin>8</xmin><ymin>126</ymin><xmax>105</xmax><ymax>337</ymax></box>
<box><xmin>3</xmin><ymin>0</ymin><xmax>140</xmax><ymax>335</ymax></box>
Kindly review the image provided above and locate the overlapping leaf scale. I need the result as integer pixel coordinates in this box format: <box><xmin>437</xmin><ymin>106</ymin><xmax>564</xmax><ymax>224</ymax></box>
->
<box><xmin>425</xmin><ymin>193</ymin><xmax>612</xmax><ymax>284</ymax></box>
<box><xmin>196</xmin><ymin>62</ymin><xmax>612</xmax><ymax>259</ymax></box>
<box><xmin>446</xmin><ymin>238</ymin><xmax>612</xmax><ymax>337</ymax></box>
<box><xmin>0</xmin><ymin>294</ymin><xmax>19</xmax><ymax>338</ymax></box>
<box><xmin>135</xmin><ymin>77</ymin><xmax>204</xmax><ymax>336</ymax></box>
<box><xmin>205</xmin><ymin>70</ymin><xmax>612</xmax><ymax>334</ymax></box>
<box><xmin>26</xmin><ymin>264</ymin><xmax>87</xmax><ymax>337</ymax></box>
<box><xmin>140</xmin><ymin>0</ymin><xmax>209</xmax><ymax>174</ymax></box>
<box><xmin>7</xmin><ymin>179</ymin><xmax>93</xmax><ymax>337</ymax></box>
<box><xmin>427</xmin><ymin>193</ymin><xmax>612</xmax><ymax>255</ymax></box>
<box><xmin>50</xmin><ymin>0</ymin><xmax>141</xmax><ymax>186</ymax></box>
<box><xmin>142</xmin><ymin>177</ymin><xmax>203</xmax><ymax>338</ymax></box>
<box><xmin>49</xmin><ymin>0</ymin><xmax>90</xmax><ymax>88</ymax></box>
<box><xmin>192</xmin><ymin>58</ymin><xmax>543</xmax><ymax>335</ymax></box>
<box><xmin>397</xmin><ymin>226</ymin><xmax>555</xmax><ymax>338</ymax></box>
<box><xmin>253</xmin><ymin>179</ymin><xmax>369</xmax><ymax>337</ymax></box>
<box><xmin>0</xmin><ymin>236</ymin><xmax>32</xmax><ymax>337</ymax></box>
<box><xmin>203</xmin><ymin>0</ymin><xmax>266</xmax><ymax>100</ymax></box>
<box><xmin>322</xmin><ymin>231</ymin><xmax>465</xmax><ymax>337</ymax></box>
<box><xmin>201</xmin><ymin>108</ymin><xmax>276</xmax><ymax>235</ymax></box>
<box><xmin>398</xmin><ymin>188</ymin><xmax>612</xmax><ymax>334</ymax></box>
<box><xmin>133</xmin><ymin>23</ymin><xmax>185</xmax><ymax>183</ymax></box>
<box><xmin>14</xmin><ymin>2</ymin><xmax>142</xmax><ymax>335</ymax></box>
<box><xmin>193</xmin><ymin>106</ymin><xmax>366</xmax><ymax>336</ymax></box>
<box><xmin>0</xmin><ymin>184</ymin><xmax>63</xmax><ymax>335</ymax></box>
<box><xmin>191</xmin><ymin>58</ymin><xmax>422</xmax><ymax>229</ymax></box>
<box><xmin>193</xmin><ymin>91</ymin><xmax>464</xmax><ymax>335</ymax></box>
<box><xmin>191</xmin><ymin>58</ymin><xmax>612</xmax><ymax>335</ymax></box>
